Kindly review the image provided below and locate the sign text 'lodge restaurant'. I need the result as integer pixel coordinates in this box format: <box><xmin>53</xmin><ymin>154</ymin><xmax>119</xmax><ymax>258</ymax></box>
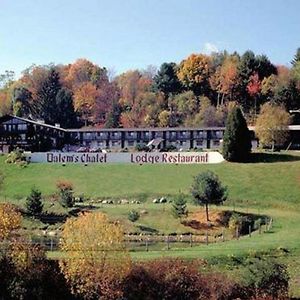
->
<box><xmin>26</xmin><ymin>152</ymin><xmax>225</xmax><ymax>164</ymax></box>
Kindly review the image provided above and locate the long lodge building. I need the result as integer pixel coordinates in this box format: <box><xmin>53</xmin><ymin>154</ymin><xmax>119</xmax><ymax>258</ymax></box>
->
<box><xmin>0</xmin><ymin>115</ymin><xmax>299</xmax><ymax>153</ymax></box>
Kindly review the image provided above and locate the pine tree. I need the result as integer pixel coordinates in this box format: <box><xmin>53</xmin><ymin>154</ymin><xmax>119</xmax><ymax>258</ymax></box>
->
<box><xmin>291</xmin><ymin>48</ymin><xmax>300</xmax><ymax>66</ymax></box>
<box><xmin>222</xmin><ymin>106</ymin><xmax>252</xmax><ymax>162</ymax></box>
<box><xmin>26</xmin><ymin>187</ymin><xmax>43</xmax><ymax>216</ymax></box>
<box><xmin>172</xmin><ymin>194</ymin><xmax>188</xmax><ymax>219</ymax></box>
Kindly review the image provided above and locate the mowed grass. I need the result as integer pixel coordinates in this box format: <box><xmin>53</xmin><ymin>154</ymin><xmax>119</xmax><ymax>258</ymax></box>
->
<box><xmin>1</xmin><ymin>152</ymin><xmax>300</xmax><ymax>296</ymax></box>
<box><xmin>1</xmin><ymin>153</ymin><xmax>300</xmax><ymax>210</ymax></box>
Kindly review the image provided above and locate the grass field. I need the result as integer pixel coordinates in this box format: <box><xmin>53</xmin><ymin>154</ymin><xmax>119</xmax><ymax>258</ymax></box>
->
<box><xmin>1</xmin><ymin>152</ymin><xmax>300</xmax><ymax>296</ymax></box>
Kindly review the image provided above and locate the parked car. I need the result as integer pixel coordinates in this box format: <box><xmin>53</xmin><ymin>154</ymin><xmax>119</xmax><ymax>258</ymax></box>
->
<box><xmin>76</xmin><ymin>147</ymin><xmax>89</xmax><ymax>152</ymax></box>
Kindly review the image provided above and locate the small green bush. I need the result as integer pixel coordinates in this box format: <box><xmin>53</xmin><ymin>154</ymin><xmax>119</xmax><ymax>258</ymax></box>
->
<box><xmin>128</xmin><ymin>210</ymin><xmax>140</xmax><ymax>222</ymax></box>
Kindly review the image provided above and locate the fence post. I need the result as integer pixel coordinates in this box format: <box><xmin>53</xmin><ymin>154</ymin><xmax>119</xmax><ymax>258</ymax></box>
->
<box><xmin>205</xmin><ymin>231</ymin><xmax>208</xmax><ymax>245</ymax></box>
<box><xmin>259</xmin><ymin>224</ymin><xmax>262</xmax><ymax>234</ymax></box>
<box><xmin>222</xmin><ymin>229</ymin><xmax>225</xmax><ymax>242</ymax></box>
<box><xmin>268</xmin><ymin>218</ymin><xmax>273</xmax><ymax>231</ymax></box>
<box><xmin>166</xmin><ymin>235</ymin><xmax>170</xmax><ymax>250</ymax></box>
<box><xmin>190</xmin><ymin>233</ymin><xmax>193</xmax><ymax>247</ymax></box>
<box><xmin>146</xmin><ymin>237</ymin><xmax>149</xmax><ymax>252</ymax></box>
<box><xmin>249</xmin><ymin>225</ymin><xmax>252</xmax><ymax>237</ymax></box>
<box><xmin>236</xmin><ymin>226</ymin><xmax>239</xmax><ymax>240</ymax></box>
<box><xmin>50</xmin><ymin>236</ymin><xmax>53</xmax><ymax>252</ymax></box>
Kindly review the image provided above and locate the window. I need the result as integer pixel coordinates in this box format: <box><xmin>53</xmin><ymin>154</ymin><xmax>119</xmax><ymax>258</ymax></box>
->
<box><xmin>128</xmin><ymin>141</ymin><xmax>134</xmax><ymax>146</ymax></box>
<box><xmin>196</xmin><ymin>140</ymin><xmax>203</xmax><ymax>146</ymax></box>
<box><xmin>128</xmin><ymin>131</ymin><xmax>134</xmax><ymax>137</ymax></box>
<box><xmin>18</xmin><ymin>124</ymin><xmax>27</xmax><ymax>130</ymax></box>
<box><xmin>213</xmin><ymin>140</ymin><xmax>220</xmax><ymax>146</ymax></box>
<box><xmin>112</xmin><ymin>141</ymin><xmax>119</xmax><ymax>146</ymax></box>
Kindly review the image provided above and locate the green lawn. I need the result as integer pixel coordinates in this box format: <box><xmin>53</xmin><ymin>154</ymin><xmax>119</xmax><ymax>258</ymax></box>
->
<box><xmin>1</xmin><ymin>152</ymin><xmax>300</xmax><ymax>297</ymax></box>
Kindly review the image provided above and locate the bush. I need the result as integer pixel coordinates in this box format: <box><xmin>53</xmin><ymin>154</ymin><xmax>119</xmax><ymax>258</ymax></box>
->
<box><xmin>135</xmin><ymin>143</ymin><xmax>150</xmax><ymax>152</ymax></box>
<box><xmin>222</xmin><ymin>106</ymin><xmax>251</xmax><ymax>162</ymax></box>
<box><xmin>5</xmin><ymin>149</ymin><xmax>27</xmax><ymax>166</ymax></box>
<box><xmin>172</xmin><ymin>194</ymin><xmax>188</xmax><ymax>219</ymax></box>
<box><xmin>128</xmin><ymin>210</ymin><xmax>140</xmax><ymax>222</ymax></box>
<box><xmin>25</xmin><ymin>187</ymin><xmax>43</xmax><ymax>216</ymax></box>
<box><xmin>56</xmin><ymin>180</ymin><xmax>74</xmax><ymax>208</ymax></box>
<box><xmin>243</xmin><ymin>258</ymin><xmax>289</xmax><ymax>299</ymax></box>
<box><xmin>123</xmin><ymin>259</ymin><xmax>210</xmax><ymax>300</ymax></box>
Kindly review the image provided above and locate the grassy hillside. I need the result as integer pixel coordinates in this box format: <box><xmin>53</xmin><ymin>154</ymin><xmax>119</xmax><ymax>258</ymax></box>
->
<box><xmin>1</xmin><ymin>153</ymin><xmax>300</xmax><ymax>209</ymax></box>
<box><xmin>1</xmin><ymin>152</ymin><xmax>300</xmax><ymax>297</ymax></box>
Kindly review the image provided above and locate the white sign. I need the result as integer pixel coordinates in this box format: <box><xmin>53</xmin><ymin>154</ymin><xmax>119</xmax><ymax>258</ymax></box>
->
<box><xmin>25</xmin><ymin>152</ymin><xmax>224</xmax><ymax>164</ymax></box>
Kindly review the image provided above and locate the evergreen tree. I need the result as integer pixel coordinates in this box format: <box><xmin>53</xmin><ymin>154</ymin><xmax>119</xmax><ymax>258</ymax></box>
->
<box><xmin>128</xmin><ymin>210</ymin><xmax>140</xmax><ymax>222</ymax></box>
<box><xmin>172</xmin><ymin>194</ymin><xmax>188</xmax><ymax>219</ymax></box>
<box><xmin>291</xmin><ymin>48</ymin><xmax>300</xmax><ymax>66</ymax></box>
<box><xmin>26</xmin><ymin>187</ymin><xmax>43</xmax><ymax>216</ymax></box>
<box><xmin>191</xmin><ymin>171</ymin><xmax>227</xmax><ymax>222</ymax></box>
<box><xmin>55</xmin><ymin>88</ymin><xmax>78</xmax><ymax>128</ymax></box>
<box><xmin>222</xmin><ymin>106</ymin><xmax>252</xmax><ymax>162</ymax></box>
<box><xmin>34</xmin><ymin>68</ymin><xmax>62</xmax><ymax>124</ymax></box>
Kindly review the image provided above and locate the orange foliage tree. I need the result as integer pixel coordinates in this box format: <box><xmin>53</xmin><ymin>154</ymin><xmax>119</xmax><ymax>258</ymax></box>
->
<box><xmin>59</xmin><ymin>212</ymin><xmax>131</xmax><ymax>299</ymax></box>
<box><xmin>0</xmin><ymin>203</ymin><xmax>22</xmax><ymax>241</ymax></box>
<box><xmin>177</xmin><ymin>54</ymin><xmax>211</xmax><ymax>96</ymax></box>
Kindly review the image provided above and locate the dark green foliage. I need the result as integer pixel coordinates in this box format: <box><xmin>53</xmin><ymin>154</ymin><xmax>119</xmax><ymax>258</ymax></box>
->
<box><xmin>191</xmin><ymin>171</ymin><xmax>227</xmax><ymax>222</ymax></box>
<box><xmin>153</xmin><ymin>62</ymin><xmax>182</xmax><ymax>96</ymax></box>
<box><xmin>243</xmin><ymin>258</ymin><xmax>289</xmax><ymax>299</ymax></box>
<box><xmin>105</xmin><ymin>102</ymin><xmax>121</xmax><ymax>128</ymax></box>
<box><xmin>135</xmin><ymin>143</ymin><xmax>149</xmax><ymax>152</ymax></box>
<box><xmin>25</xmin><ymin>187</ymin><xmax>43</xmax><ymax>215</ymax></box>
<box><xmin>291</xmin><ymin>47</ymin><xmax>300</xmax><ymax>66</ymax></box>
<box><xmin>60</xmin><ymin>189</ymin><xmax>74</xmax><ymax>208</ymax></box>
<box><xmin>222</xmin><ymin>107</ymin><xmax>251</xmax><ymax>162</ymax></box>
<box><xmin>33</xmin><ymin>68</ymin><xmax>62</xmax><ymax>124</ymax></box>
<box><xmin>128</xmin><ymin>210</ymin><xmax>140</xmax><ymax>222</ymax></box>
<box><xmin>55</xmin><ymin>88</ymin><xmax>78</xmax><ymax>128</ymax></box>
<box><xmin>12</xmin><ymin>86</ymin><xmax>32</xmax><ymax>117</ymax></box>
<box><xmin>172</xmin><ymin>194</ymin><xmax>188</xmax><ymax>219</ymax></box>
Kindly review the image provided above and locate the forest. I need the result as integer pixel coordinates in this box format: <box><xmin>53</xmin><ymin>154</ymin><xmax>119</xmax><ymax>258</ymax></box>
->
<box><xmin>0</xmin><ymin>48</ymin><xmax>300</xmax><ymax>129</ymax></box>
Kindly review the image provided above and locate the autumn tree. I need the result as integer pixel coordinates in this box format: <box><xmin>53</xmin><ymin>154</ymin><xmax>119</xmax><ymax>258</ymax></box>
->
<box><xmin>73</xmin><ymin>82</ymin><xmax>98</xmax><ymax>126</ymax></box>
<box><xmin>0</xmin><ymin>203</ymin><xmax>21</xmax><ymax>241</ymax></box>
<box><xmin>60</xmin><ymin>212</ymin><xmax>131</xmax><ymax>299</ymax></box>
<box><xmin>177</xmin><ymin>54</ymin><xmax>211</xmax><ymax>96</ymax></box>
<box><xmin>191</xmin><ymin>171</ymin><xmax>227</xmax><ymax>222</ymax></box>
<box><xmin>222</xmin><ymin>106</ymin><xmax>252</xmax><ymax>162</ymax></box>
<box><xmin>209</xmin><ymin>55</ymin><xmax>239</xmax><ymax>105</ymax></box>
<box><xmin>255</xmin><ymin>103</ymin><xmax>291</xmax><ymax>151</ymax></box>
<box><xmin>247</xmin><ymin>72</ymin><xmax>261</xmax><ymax>117</ymax></box>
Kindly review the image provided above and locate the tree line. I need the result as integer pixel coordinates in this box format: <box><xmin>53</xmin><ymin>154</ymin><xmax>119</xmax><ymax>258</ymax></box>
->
<box><xmin>0</xmin><ymin>48</ymin><xmax>300</xmax><ymax>128</ymax></box>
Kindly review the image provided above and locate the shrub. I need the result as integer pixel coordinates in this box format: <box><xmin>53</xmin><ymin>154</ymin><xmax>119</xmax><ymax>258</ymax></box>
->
<box><xmin>243</xmin><ymin>258</ymin><xmax>289</xmax><ymax>299</ymax></box>
<box><xmin>25</xmin><ymin>187</ymin><xmax>43</xmax><ymax>216</ymax></box>
<box><xmin>172</xmin><ymin>194</ymin><xmax>188</xmax><ymax>219</ymax></box>
<box><xmin>5</xmin><ymin>149</ymin><xmax>27</xmax><ymax>166</ymax></box>
<box><xmin>56</xmin><ymin>180</ymin><xmax>74</xmax><ymax>208</ymax></box>
<box><xmin>222</xmin><ymin>106</ymin><xmax>251</xmax><ymax>162</ymax></box>
<box><xmin>135</xmin><ymin>143</ymin><xmax>150</xmax><ymax>152</ymax></box>
<box><xmin>128</xmin><ymin>210</ymin><xmax>140</xmax><ymax>222</ymax></box>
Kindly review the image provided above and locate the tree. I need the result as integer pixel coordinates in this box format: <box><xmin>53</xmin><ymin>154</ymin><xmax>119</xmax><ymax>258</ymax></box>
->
<box><xmin>33</xmin><ymin>68</ymin><xmax>62</xmax><ymax>124</ymax></box>
<box><xmin>222</xmin><ymin>106</ymin><xmax>252</xmax><ymax>162</ymax></box>
<box><xmin>177</xmin><ymin>53</ymin><xmax>211</xmax><ymax>96</ymax></box>
<box><xmin>56</xmin><ymin>180</ymin><xmax>74</xmax><ymax>208</ymax></box>
<box><xmin>291</xmin><ymin>47</ymin><xmax>300</xmax><ymax>66</ymax></box>
<box><xmin>0</xmin><ymin>203</ymin><xmax>21</xmax><ymax>241</ymax></box>
<box><xmin>191</xmin><ymin>171</ymin><xmax>227</xmax><ymax>222</ymax></box>
<box><xmin>172</xmin><ymin>194</ymin><xmax>188</xmax><ymax>219</ymax></box>
<box><xmin>73</xmin><ymin>82</ymin><xmax>98</xmax><ymax>126</ymax></box>
<box><xmin>152</xmin><ymin>62</ymin><xmax>182</xmax><ymax>96</ymax></box>
<box><xmin>55</xmin><ymin>88</ymin><xmax>78</xmax><ymax>128</ymax></box>
<box><xmin>255</xmin><ymin>103</ymin><xmax>291</xmax><ymax>151</ymax></box>
<box><xmin>60</xmin><ymin>212</ymin><xmax>131</xmax><ymax>299</ymax></box>
<box><xmin>25</xmin><ymin>187</ymin><xmax>43</xmax><ymax>216</ymax></box>
<box><xmin>128</xmin><ymin>210</ymin><xmax>140</xmax><ymax>222</ymax></box>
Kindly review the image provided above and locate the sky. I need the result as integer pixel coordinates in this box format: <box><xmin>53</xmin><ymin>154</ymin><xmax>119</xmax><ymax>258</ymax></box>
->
<box><xmin>0</xmin><ymin>0</ymin><xmax>300</xmax><ymax>78</ymax></box>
